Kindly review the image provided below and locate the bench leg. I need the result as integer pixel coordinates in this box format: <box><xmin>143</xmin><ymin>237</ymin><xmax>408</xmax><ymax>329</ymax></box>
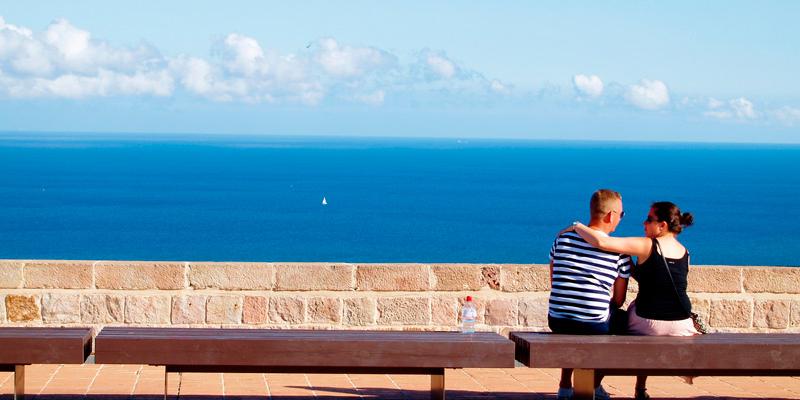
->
<box><xmin>573</xmin><ymin>368</ymin><xmax>595</xmax><ymax>400</ymax></box>
<box><xmin>430</xmin><ymin>368</ymin><xmax>445</xmax><ymax>400</ymax></box>
<box><xmin>14</xmin><ymin>365</ymin><xmax>24</xmax><ymax>400</ymax></box>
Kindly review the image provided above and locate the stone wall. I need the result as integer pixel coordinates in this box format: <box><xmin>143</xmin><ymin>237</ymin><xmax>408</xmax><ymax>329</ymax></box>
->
<box><xmin>1</xmin><ymin>260</ymin><xmax>799</xmax><ymax>335</ymax></box>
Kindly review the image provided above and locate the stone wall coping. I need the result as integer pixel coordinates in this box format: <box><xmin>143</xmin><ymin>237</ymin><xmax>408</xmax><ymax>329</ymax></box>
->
<box><xmin>2</xmin><ymin>260</ymin><xmax>799</xmax><ymax>333</ymax></box>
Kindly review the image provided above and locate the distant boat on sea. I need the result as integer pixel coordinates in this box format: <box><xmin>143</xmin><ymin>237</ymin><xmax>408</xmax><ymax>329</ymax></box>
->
<box><xmin>321</xmin><ymin>196</ymin><xmax>328</xmax><ymax>205</ymax></box>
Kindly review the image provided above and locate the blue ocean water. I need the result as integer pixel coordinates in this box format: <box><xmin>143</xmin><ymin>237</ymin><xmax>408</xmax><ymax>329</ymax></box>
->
<box><xmin>1</xmin><ymin>133</ymin><xmax>798</xmax><ymax>266</ymax></box>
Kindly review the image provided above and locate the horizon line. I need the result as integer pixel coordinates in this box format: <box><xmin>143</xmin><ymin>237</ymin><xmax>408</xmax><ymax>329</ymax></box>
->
<box><xmin>1</xmin><ymin>129</ymin><xmax>799</xmax><ymax>146</ymax></box>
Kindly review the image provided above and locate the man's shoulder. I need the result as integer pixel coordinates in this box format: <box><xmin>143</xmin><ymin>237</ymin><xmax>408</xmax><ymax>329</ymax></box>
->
<box><xmin>553</xmin><ymin>231</ymin><xmax>627</xmax><ymax>258</ymax></box>
<box><xmin>555</xmin><ymin>230</ymin><xmax>581</xmax><ymax>239</ymax></box>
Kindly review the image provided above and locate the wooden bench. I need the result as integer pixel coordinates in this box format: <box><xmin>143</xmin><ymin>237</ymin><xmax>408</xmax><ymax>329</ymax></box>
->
<box><xmin>95</xmin><ymin>327</ymin><xmax>514</xmax><ymax>400</ymax></box>
<box><xmin>0</xmin><ymin>327</ymin><xmax>93</xmax><ymax>400</ymax></box>
<box><xmin>511</xmin><ymin>332</ymin><xmax>800</xmax><ymax>400</ymax></box>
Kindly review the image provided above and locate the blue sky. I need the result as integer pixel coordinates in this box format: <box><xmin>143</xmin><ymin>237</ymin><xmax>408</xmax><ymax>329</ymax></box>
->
<box><xmin>1</xmin><ymin>1</ymin><xmax>799</xmax><ymax>142</ymax></box>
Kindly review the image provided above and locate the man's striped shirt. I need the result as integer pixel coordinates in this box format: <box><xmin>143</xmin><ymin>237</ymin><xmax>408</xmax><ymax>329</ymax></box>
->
<box><xmin>549</xmin><ymin>230</ymin><xmax>633</xmax><ymax>322</ymax></box>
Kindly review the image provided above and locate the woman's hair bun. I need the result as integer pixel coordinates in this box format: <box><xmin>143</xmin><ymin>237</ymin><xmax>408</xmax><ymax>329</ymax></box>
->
<box><xmin>680</xmin><ymin>212</ymin><xmax>694</xmax><ymax>227</ymax></box>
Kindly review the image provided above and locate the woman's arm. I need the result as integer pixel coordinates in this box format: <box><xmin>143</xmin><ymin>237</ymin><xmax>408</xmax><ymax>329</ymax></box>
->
<box><xmin>573</xmin><ymin>222</ymin><xmax>652</xmax><ymax>259</ymax></box>
<box><xmin>610</xmin><ymin>276</ymin><xmax>628</xmax><ymax>308</ymax></box>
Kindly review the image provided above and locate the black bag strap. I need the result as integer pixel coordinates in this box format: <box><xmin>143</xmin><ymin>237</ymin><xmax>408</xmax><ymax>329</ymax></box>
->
<box><xmin>653</xmin><ymin>239</ymin><xmax>691</xmax><ymax>316</ymax></box>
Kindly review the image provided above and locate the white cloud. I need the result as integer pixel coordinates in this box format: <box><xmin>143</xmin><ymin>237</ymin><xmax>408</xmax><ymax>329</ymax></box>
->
<box><xmin>169</xmin><ymin>56</ymin><xmax>247</xmax><ymax>101</ymax></box>
<box><xmin>43</xmin><ymin>19</ymin><xmax>91</xmax><ymax>66</ymax></box>
<box><xmin>314</xmin><ymin>38</ymin><xmax>394</xmax><ymax>78</ymax></box>
<box><xmin>573</xmin><ymin>74</ymin><xmax>603</xmax><ymax>98</ymax></box>
<box><xmin>1</xmin><ymin>17</ymin><xmax>54</xmax><ymax>75</ymax></box>
<box><xmin>426</xmin><ymin>53</ymin><xmax>456</xmax><ymax>79</ymax></box>
<box><xmin>0</xmin><ymin>16</ymin><xmax>506</xmax><ymax>105</ymax></box>
<box><xmin>4</xmin><ymin>69</ymin><xmax>173</xmax><ymax>98</ymax></box>
<box><xmin>490</xmin><ymin>79</ymin><xmax>510</xmax><ymax>94</ymax></box>
<box><xmin>407</xmin><ymin>50</ymin><xmax>507</xmax><ymax>97</ymax></box>
<box><xmin>1</xmin><ymin>17</ymin><xmax>168</xmax><ymax>99</ymax></box>
<box><xmin>773</xmin><ymin>106</ymin><xmax>800</xmax><ymax>125</ymax></box>
<box><xmin>707</xmin><ymin>97</ymin><xmax>724</xmax><ymax>109</ymax></box>
<box><xmin>625</xmin><ymin>79</ymin><xmax>670</xmax><ymax>110</ymax></box>
<box><xmin>353</xmin><ymin>90</ymin><xmax>385</xmax><ymax>105</ymax></box>
<box><xmin>704</xmin><ymin>110</ymin><xmax>732</xmax><ymax>119</ymax></box>
<box><xmin>703</xmin><ymin>97</ymin><xmax>758</xmax><ymax>120</ymax></box>
<box><xmin>222</xmin><ymin>33</ymin><xmax>268</xmax><ymax>76</ymax></box>
<box><xmin>730</xmin><ymin>97</ymin><xmax>757</xmax><ymax>119</ymax></box>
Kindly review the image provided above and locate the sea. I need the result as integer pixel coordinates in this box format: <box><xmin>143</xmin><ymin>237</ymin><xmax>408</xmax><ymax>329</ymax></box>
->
<box><xmin>1</xmin><ymin>133</ymin><xmax>798</xmax><ymax>266</ymax></box>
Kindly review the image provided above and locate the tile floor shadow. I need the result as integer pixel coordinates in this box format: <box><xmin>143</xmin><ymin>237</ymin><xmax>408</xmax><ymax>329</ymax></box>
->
<box><xmin>0</xmin><ymin>393</ymin><xmax>796</xmax><ymax>400</ymax></box>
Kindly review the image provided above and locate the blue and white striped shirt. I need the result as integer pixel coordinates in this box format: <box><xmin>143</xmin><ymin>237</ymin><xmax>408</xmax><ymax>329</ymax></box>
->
<box><xmin>549</xmin><ymin>231</ymin><xmax>632</xmax><ymax>322</ymax></box>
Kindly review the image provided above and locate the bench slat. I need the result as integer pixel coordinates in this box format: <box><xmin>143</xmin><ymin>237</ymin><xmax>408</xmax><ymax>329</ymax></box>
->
<box><xmin>0</xmin><ymin>328</ymin><xmax>93</xmax><ymax>365</ymax></box>
<box><xmin>96</xmin><ymin>328</ymin><xmax>515</xmax><ymax>369</ymax></box>
<box><xmin>511</xmin><ymin>333</ymin><xmax>800</xmax><ymax>371</ymax></box>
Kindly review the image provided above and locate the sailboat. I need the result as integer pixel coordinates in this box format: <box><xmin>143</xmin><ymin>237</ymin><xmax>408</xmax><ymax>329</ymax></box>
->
<box><xmin>321</xmin><ymin>196</ymin><xmax>328</xmax><ymax>205</ymax></box>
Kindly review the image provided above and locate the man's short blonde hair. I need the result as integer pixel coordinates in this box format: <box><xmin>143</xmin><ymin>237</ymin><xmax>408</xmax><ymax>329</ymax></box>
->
<box><xmin>590</xmin><ymin>189</ymin><xmax>622</xmax><ymax>220</ymax></box>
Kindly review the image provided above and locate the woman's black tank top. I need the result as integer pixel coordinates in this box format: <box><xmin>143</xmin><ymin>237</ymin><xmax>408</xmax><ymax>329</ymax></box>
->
<box><xmin>633</xmin><ymin>238</ymin><xmax>692</xmax><ymax>321</ymax></box>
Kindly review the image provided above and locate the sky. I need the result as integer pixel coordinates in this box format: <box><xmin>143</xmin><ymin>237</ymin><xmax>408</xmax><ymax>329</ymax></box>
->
<box><xmin>1</xmin><ymin>1</ymin><xmax>799</xmax><ymax>142</ymax></box>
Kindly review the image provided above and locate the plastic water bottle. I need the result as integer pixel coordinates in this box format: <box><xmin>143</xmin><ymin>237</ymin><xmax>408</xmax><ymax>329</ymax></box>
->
<box><xmin>461</xmin><ymin>296</ymin><xmax>477</xmax><ymax>333</ymax></box>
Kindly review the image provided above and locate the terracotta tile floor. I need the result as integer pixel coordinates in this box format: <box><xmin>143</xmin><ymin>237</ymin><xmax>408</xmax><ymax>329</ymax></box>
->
<box><xmin>2</xmin><ymin>365</ymin><xmax>799</xmax><ymax>399</ymax></box>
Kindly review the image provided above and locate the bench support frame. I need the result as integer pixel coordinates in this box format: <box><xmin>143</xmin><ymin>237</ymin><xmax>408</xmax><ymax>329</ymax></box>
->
<box><xmin>568</xmin><ymin>368</ymin><xmax>800</xmax><ymax>400</ymax></box>
<box><xmin>1</xmin><ymin>365</ymin><xmax>26</xmax><ymax>400</ymax></box>
<box><xmin>573</xmin><ymin>368</ymin><xmax>594</xmax><ymax>400</ymax></box>
<box><xmin>162</xmin><ymin>365</ymin><xmax>446</xmax><ymax>400</ymax></box>
<box><xmin>14</xmin><ymin>365</ymin><xmax>24</xmax><ymax>400</ymax></box>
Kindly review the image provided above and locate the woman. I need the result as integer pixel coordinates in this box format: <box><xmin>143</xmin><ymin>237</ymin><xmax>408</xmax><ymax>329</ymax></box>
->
<box><xmin>570</xmin><ymin>201</ymin><xmax>696</xmax><ymax>400</ymax></box>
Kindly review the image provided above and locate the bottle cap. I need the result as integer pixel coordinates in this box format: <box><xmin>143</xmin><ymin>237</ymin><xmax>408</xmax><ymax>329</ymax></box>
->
<box><xmin>466</xmin><ymin>296</ymin><xmax>473</xmax><ymax>302</ymax></box>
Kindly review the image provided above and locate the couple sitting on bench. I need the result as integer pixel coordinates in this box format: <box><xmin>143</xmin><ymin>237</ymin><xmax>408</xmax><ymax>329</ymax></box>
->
<box><xmin>549</xmin><ymin>189</ymin><xmax>697</xmax><ymax>400</ymax></box>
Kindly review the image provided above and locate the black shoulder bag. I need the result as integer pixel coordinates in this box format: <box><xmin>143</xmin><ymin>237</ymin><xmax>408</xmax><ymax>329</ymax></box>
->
<box><xmin>654</xmin><ymin>240</ymin><xmax>709</xmax><ymax>334</ymax></box>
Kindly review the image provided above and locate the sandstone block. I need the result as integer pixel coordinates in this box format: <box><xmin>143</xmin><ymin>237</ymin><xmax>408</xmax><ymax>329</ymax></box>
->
<box><xmin>431</xmin><ymin>264</ymin><xmax>483</xmax><ymax>291</ymax></box>
<box><xmin>710</xmin><ymin>299</ymin><xmax>752</xmax><ymax>328</ymax></box>
<box><xmin>485</xmin><ymin>298</ymin><xmax>518</xmax><ymax>326</ymax></box>
<box><xmin>743</xmin><ymin>267</ymin><xmax>800</xmax><ymax>294</ymax></box>
<box><xmin>687</xmin><ymin>266</ymin><xmax>742</xmax><ymax>293</ymax></box>
<box><xmin>307</xmin><ymin>297</ymin><xmax>342</xmax><ymax>324</ymax></box>
<box><xmin>431</xmin><ymin>297</ymin><xmax>459</xmax><ymax>326</ymax></box>
<box><xmin>792</xmin><ymin>301</ymin><xmax>800</xmax><ymax>328</ymax></box>
<box><xmin>499</xmin><ymin>264</ymin><xmax>550</xmax><ymax>292</ymax></box>
<box><xmin>243</xmin><ymin>296</ymin><xmax>268</xmax><ymax>324</ymax></box>
<box><xmin>81</xmin><ymin>294</ymin><xmax>124</xmax><ymax>323</ymax></box>
<box><xmin>753</xmin><ymin>299</ymin><xmax>791</xmax><ymax>329</ymax></box>
<box><xmin>171</xmin><ymin>295</ymin><xmax>207</xmax><ymax>324</ymax></box>
<box><xmin>96</xmin><ymin>262</ymin><xmax>185</xmax><ymax>290</ymax></box>
<box><xmin>377</xmin><ymin>297</ymin><xmax>429</xmax><ymax>325</ymax></box>
<box><xmin>268</xmin><ymin>297</ymin><xmax>305</xmax><ymax>324</ymax></box>
<box><xmin>688</xmin><ymin>297</ymin><xmax>712</xmax><ymax>322</ymax></box>
<box><xmin>0</xmin><ymin>261</ymin><xmax>23</xmax><ymax>288</ymax></box>
<box><xmin>6</xmin><ymin>295</ymin><xmax>41</xmax><ymax>322</ymax></box>
<box><xmin>518</xmin><ymin>297</ymin><xmax>549</xmax><ymax>327</ymax></box>
<box><xmin>189</xmin><ymin>263</ymin><xmax>273</xmax><ymax>290</ymax></box>
<box><xmin>343</xmin><ymin>298</ymin><xmax>376</xmax><ymax>326</ymax></box>
<box><xmin>42</xmin><ymin>293</ymin><xmax>81</xmax><ymax>323</ymax></box>
<box><xmin>24</xmin><ymin>261</ymin><xmax>92</xmax><ymax>289</ymax></box>
<box><xmin>125</xmin><ymin>295</ymin><xmax>170</xmax><ymax>324</ymax></box>
<box><xmin>357</xmin><ymin>264</ymin><xmax>430</xmax><ymax>291</ymax></box>
<box><xmin>0</xmin><ymin>296</ymin><xmax>5</xmax><ymax>322</ymax></box>
<box><xmin>207</xmin><ymin>296</ymin><xmax>242</xmax><ymax>324</ymax></box>
<box><xmin>481</xmin><ymin>265</ymin><xmax>500</xmax><ymax>290</ymax></box>
<box><xmin>275</xmin><ymin>263</ymin><xmax>354</xmax><ymax>291</ymax></box>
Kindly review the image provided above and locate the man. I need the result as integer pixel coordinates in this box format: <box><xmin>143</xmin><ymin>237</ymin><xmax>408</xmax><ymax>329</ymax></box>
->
<box><xmin>549</xmin><ymin>189</ymin><xmax>633</xmax><ymax>400</ymax></box>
